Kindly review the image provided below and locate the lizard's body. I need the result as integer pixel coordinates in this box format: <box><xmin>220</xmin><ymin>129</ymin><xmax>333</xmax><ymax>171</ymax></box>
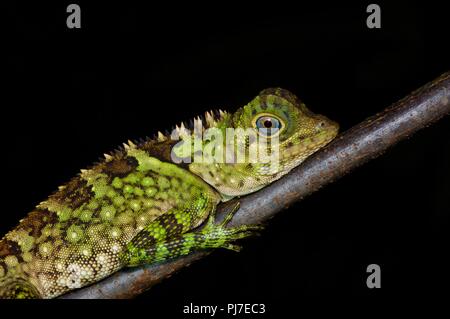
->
<box><xmin>0</xmin><ymin>88</ymin><xmax>338</xmax><ymax>298</ymax></box>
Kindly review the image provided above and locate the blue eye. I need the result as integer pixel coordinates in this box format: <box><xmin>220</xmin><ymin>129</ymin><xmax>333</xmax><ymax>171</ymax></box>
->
<box><xmin>255</xmin><ymin>116</ymin><xmax>282</xmax><ymax>136</ymax></box>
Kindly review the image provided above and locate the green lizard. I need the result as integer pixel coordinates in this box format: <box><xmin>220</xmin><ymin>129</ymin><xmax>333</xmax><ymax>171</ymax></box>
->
<box><xmin>0</xmin><ymin>88</ymin><xmax>338</xmax><ymax>298</ymax></box>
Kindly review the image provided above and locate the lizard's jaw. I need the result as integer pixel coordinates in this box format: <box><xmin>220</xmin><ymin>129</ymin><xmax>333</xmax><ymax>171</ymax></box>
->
<box><xmin>278</xmin><ymin>120</ymin><xmax>339</xmax><ymax>175</ymax></box>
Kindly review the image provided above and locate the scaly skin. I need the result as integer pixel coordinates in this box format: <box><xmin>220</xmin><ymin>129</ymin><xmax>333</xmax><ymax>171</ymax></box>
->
<box><xmin>0</xmin><ymin>88</ymin><xmax>338</xmax><ymax>298</ymax></box>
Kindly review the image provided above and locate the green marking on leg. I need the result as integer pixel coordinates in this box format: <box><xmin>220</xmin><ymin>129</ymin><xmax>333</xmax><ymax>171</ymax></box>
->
<box><xmin>180</xmin><ymin>233</ymin><xmax>196</xmax><ymax>255</ymax></box>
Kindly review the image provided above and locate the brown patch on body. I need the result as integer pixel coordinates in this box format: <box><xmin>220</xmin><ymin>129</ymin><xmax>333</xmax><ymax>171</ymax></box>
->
<box><xmin>0</xmin><ymin>239</ymin><xmax>21</xmax><ymax>258</ymax></box>
<box><xmin>50</xmin><ymin>177</ymin><xmax>94</xmax><ymax>210</ymax></box>
<box><xmin>103</xmin><ymin>156</ymin><xmax>139</xmax><ymax>177</ymax></box>
<box><xmin>21</xmin><ymin>210</ymin><xmax>58</xmax><ymax>238</ymax></box>
<box><xmin>141</xmin><ymin>139</ymin><xmax>187</xmax><ymax>168</ymax></box>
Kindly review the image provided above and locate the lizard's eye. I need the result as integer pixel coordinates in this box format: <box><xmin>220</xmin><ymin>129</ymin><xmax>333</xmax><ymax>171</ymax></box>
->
<box><xmin>254</xmin><ymin>115</ymin><xmax>283</xmax><ymax>137</ymax></box>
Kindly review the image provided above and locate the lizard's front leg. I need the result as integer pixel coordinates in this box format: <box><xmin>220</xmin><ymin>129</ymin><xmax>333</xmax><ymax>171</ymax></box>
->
<box><xmin>120</xmin><ymin>203</ymin><xmax>263</xmax><ymax>267</ymax></box>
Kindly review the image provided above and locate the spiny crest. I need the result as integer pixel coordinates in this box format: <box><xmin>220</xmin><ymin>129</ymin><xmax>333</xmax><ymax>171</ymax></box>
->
<box><xmin>189</xmin><ymin>109</ymin><xmax>228</xmax><ymax>131</ymax></box>
<box><xmin>174</xmin><ymin>122</ymin><xmax>190</xmax><ymax>138</ymax></box>
<box><xmin>123</xmin><ymin>140</ymin><xmax>137</xmax><ymax>151</ymax></box>
<box><xmin>193</xmin><ymin>117</ymin><xmax>203</xmax><ymax>135</ymax></box>
<box><xmin>157</xmin><ymin>131</ymin><xmax>166</xmax><ymax>142</ymax></box>
<box><xmin>205</xmin><ymin>111</ymin><xmax>216</xmax><ymax>127</ymax></box>
<box><xmin>167</xmin><ymin>109</ymin><xmax>229</xmax><ymax>140</ymax></box>
<box><xmin>99</xmin><ymin>138</ymin><xmax>140</xmax><ymax>163</ymax></box>
<box><xmin>55</xmin><ymin>108</ymin><xmax>231</xmax><ymax>185</ymax></box>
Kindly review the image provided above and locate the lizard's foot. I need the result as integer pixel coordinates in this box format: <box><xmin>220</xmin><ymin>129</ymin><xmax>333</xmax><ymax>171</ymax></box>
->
<box><xmin>198</xmin><ymin>202</ymin><xmax>264</xmax><ymax>252</ymax></box>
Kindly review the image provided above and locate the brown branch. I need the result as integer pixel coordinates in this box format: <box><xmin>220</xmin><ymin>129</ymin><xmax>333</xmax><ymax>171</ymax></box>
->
<box><xmin>60</xmin><ymin>72</ymin><xmax>450</xmax><ymax>299</ymax></box>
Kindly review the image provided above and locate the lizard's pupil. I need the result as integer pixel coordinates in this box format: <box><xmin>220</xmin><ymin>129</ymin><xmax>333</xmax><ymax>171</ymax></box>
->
<box><xmin>255</xmin><ymin>116</ymin><xmax>282</xmax><ymax>136</ymax></box>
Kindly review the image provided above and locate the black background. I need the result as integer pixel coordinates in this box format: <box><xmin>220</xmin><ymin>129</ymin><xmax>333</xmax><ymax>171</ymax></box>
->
<box><xmin>4</xmin><ymin>0</ymin><xmax>450</xmax><ymax>312</ymax></box>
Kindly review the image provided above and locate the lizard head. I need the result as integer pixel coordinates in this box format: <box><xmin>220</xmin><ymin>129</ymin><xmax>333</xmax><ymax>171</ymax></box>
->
<box><xmin>188</xmin><ymin>88</ymin><xmax>339</xmax><ymax>199</ymax></box>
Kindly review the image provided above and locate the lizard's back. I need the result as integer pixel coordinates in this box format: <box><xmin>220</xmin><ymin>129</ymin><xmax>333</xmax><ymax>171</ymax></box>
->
<box><xmin>0</xmin><ymin>140</ymin><xmax>219</xmax><ymax>298</ymax></box>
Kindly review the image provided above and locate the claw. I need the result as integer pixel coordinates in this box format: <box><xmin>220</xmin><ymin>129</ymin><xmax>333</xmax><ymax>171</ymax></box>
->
<box><xmin>201</xmin><ymin>200</ymin><xmax>262</xmax><ymax>252</ymax></box>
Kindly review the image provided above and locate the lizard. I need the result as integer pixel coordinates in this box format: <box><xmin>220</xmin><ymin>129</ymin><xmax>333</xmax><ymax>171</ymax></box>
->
<box><xmin>0</xmin><ymin>88</ymin><xmax>339</xmax><ymax>298</ymax></box>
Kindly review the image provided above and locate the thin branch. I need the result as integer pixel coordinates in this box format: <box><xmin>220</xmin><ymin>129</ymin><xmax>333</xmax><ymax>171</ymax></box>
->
<box><xmin>60</xmin><ymin>72</ymin><xmax>450</xmax><ymax>299</ymax></box>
